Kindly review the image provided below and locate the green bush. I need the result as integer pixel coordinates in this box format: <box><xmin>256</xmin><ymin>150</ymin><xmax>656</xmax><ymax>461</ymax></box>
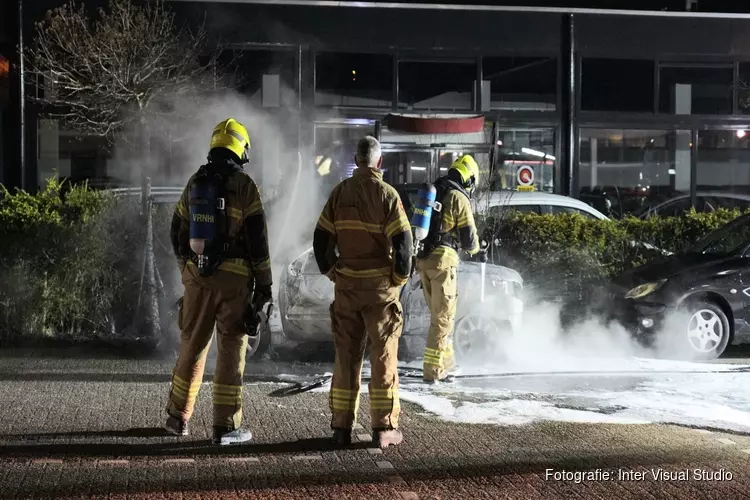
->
<box><xmin>479</xmin><ymin>208</ymin><xmax>747</xmax><ymax>300</ymax></box>
<box><xmin>0</xmin><ymin>179</ymin><xmax>173</xmax><ymax>343</ymax></box>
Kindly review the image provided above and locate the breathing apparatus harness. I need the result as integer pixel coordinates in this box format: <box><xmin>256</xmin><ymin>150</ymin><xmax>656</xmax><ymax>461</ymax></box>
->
<box><xmin>417</xmin><ymin>176</ymin><xmax>472</xmax><ymax>260</ymax></box>
<box><xmin>188</xmin><ymin>160</ymin><xmax>245</xmax><ymax>277</ymax></box>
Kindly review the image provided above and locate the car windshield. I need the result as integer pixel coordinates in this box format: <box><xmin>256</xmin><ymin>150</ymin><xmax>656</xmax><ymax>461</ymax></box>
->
<box><xmin>686</xmin><ymin>214</ymin><xmax>750</xmax><ymax>256</ymax></box>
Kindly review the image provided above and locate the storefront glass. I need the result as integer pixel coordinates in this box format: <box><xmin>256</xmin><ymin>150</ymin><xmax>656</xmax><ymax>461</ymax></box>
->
<box><xmin>315</xmin><ymin>52</ymin><xmax>392</xmax><ymax>108</ymax></box>
<box><xmin>483</xmin><ymin>57</ymin><xmax>556</xmax><ymax>111</ymax></box>
<box><xmin>489</xmin><ymin>129</ymin><xmax>556</xmax><ymax>193</ymax></box>
<box><xmin>398</xmin><ymin>59</ymin><xmax>476</xmax><ymax>111</ymax></box>
<box><xmin>696</xmin><ymin>129</ymin><xmax>750</xmax><ymax>194</ymax></box>
<box><xmin>579</xmin><ymin>129</ymin><xmax>691</xmax><ymax>218</ymax></box>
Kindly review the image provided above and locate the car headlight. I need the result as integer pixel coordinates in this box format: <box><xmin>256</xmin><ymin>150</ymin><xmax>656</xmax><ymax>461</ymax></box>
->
<box><xmin>625</xmin><ymin>279</ymin><xmax>666</xmax><ymax>299</ymax></box>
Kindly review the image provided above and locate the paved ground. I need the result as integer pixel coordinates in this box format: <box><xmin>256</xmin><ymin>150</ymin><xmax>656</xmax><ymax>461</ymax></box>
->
<box><xmin>1</xmin><ymin>348</ymin><xmax>750</xmax><ymax>499</ymax></box>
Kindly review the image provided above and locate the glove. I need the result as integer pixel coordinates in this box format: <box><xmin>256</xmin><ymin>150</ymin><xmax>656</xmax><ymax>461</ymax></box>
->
<box><xmin>473</xmin><ymin>249</ymin><xmax>488</xmax><ymax>263</ymax></box>
<box><xmin>251</xmin><ymin>283</ymin><xmax>273</xmax><ymax>310</ymax></box>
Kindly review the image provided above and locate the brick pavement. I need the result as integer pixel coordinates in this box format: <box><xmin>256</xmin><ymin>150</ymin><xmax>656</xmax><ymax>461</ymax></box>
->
<box><xmin>0</xmin><ymin>353</ymin><xmax>749</xmax><ymax>498</ymax></box>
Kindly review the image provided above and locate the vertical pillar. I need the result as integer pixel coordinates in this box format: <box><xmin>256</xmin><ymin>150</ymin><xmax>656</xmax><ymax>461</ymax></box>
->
<box><xmin>18</xmin><ymin>0</ymin><xmax>26</xmax><ymax>190</ymax></box>
<box><xmin>392</xmin><ymin>54</ymin><xmax>399</xmax><ymax>111</ymax></box>
<box><xmin>590</xmin><ymin>137</ymin><xmax>598</xmax><ymax>187</ymax></box>
<box><xmin>674</xmin><ymin>83</ymin><xmax>692</xmax><ymax>193</ymax></box>
<box><xmin>560</xmin><ymin>13</ymin><xmax>577</xmax><ymax>197</ymax></box>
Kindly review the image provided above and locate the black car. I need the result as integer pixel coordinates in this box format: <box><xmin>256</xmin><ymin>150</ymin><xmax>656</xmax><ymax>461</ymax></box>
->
<box><xmin>604</xmin><ymin>213</ymin><xmax>750</xmax><ymax>360</ymax></box>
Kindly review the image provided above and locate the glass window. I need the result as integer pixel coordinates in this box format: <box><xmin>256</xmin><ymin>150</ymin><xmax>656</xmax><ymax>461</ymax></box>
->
<box><xmin>581</xmin><ymin>58</ymin><xmax>655</xmax><ymax>112</ymax></box>
<box><xmin>483</xmin><ymin>57</ymin><xmax>556</xmax><ymax>111</ymax></box>
<box><xmin>315</xmin><ymin>52</ymin><xmax>392</xmax><ymax>108</ymax></box>
<box><xmin>220</xmin><ymin>48</ymin><xmax>298</xmax><ymax>107</ymax></box>
<box><xmin>659</xmin><ymin>64</ymin><xmax>733</xmax><ymax>115</ymax></box>
<box><xmin>704</xmin><ymin>195</ymin><xmax>750</xmax><ymax>212</ymax></box>
<box><xmin>398</xmin><ymin>60</ymin><xmax>476</xmax><ymax>111</ymax></box>
<box><xmin>579</xmin><ymin>129</ymin><xmax>691</xmax><ymax>218</ymax></box>
<box><xmin>490</xmin><ymin>129</ymin><xmax>556</xmax><ymax>193</ymax></box>
<box><xmin>654</xmin><ymin>197</ymin><xmax>692</xmax><ymax>217</ymax></box>
<box><xmin>738</xmin><ymin>63</ymin><xmax>750</xmax><ymax>114</ymax></box>
<box><xmin>381</xmin><ymin>151</ymin><xmax>431</xmax><ymax>185</ymax></box>
<box><xmin>488</xmin><ymin>205</ymin><xmax>542</xmax><ymax>217</ymax></box>
<box><xmin>314</xmin><ymin>123</ymin><xmax>374</xmax><ymax>190</ymax></box>
<box><xmin>696</xmin><ymin>130</ymin><xmax>750</xmax><ymax>194</ymax></box>
<box><xmin>549</xmin><ymin>205</ymin><xmax>597</xmax><ymax>218</ymax></box>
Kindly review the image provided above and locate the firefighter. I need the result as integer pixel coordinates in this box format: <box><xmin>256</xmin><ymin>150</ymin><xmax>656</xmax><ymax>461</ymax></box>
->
<box><xmin>313</xmin><ymin>135</ymin><xmax>413</xmax><ymax>449</ymax></box>
<box><xmin>165</xmin><ymin>118</ymin><xmax>273</xmax><ymax>445</ymax></box>
<box><xmin>416</xmin><ymin>154</ymin><xmax>484</xmax><ymax>384</ymax></box>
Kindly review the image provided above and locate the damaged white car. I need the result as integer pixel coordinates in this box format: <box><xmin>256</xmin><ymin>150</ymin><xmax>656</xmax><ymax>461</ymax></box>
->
<box><xmin>277</xmin><ymin>247</ymin><xmax>524</xmax><ymax>361</ymax></box>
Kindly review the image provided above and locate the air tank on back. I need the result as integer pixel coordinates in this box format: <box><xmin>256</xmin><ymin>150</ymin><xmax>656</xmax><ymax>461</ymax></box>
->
<box><xmin>410</xmin><ymin>183</ymin><xmax>438</xmax><ymax>244</ymax></box>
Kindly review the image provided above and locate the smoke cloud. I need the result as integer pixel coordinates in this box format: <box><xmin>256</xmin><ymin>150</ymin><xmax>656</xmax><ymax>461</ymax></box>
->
<box><xmin>455</xmin><ymin>284</ymin><xmax>722</xmax><ymax>376</ymax></box>
<box><xmin>107</xmin><ymin>77</ymin><xmax>331</xmax><ymax>356</ymax></box>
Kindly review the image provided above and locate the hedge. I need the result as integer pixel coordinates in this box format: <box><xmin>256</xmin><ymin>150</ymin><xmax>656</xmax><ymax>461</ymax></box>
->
<box><xmin>478</xmin><ymin>208</ymin><xmax>747</xmax><ymax>301</ymax></box>
<box><xmin>0</xmin><ymin>179</ymin><xmax>177</xmax><ymax>344</ymax></box>
<box><xmin>0</xmin><ymin>178</ymin><xmax>745</xmax><ymax>343</ymax></box>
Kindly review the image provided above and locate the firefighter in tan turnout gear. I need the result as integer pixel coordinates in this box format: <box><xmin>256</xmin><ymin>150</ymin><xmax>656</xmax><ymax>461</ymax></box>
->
<box><xmin>314</xmin><ymin>136</ymin><xmax>413</xmax><ymax>448</ymax></box>
<box><xmin>165</xmin><ymin>118</ymin><xmax>273</xmax><ymax>445</ymax></box>
<box><xmin>416</xmin><ymin>154</ymin><xmax>483</xmax><ymax>384</ymax></box>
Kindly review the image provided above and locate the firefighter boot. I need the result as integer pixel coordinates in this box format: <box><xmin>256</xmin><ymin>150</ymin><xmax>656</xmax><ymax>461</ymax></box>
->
<box><xmin>332</xmin><ymin>428</ymin><xmax>352</xmax><ymax>446</ymax></box>
<box><xmin>372</xmin><ymin>428</ymin><xmax>403</xmax><ymax>449</ymax></box>
<box><xmin>164</xmin><ymin>415</ymin><xmax>189</xmax><ymax>436</ymax></box>
<box><xmin>213</xmin><ymin>426</ymin><xmax>252</xmax><ymax>446</ymax></box>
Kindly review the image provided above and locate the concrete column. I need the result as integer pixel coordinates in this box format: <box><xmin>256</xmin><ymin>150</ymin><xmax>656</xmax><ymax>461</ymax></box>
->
<box><xmin>674</xmin><ymin>83</ymin><xmax>691</xmax><ymax>192</ymax></box>
<box><xmin>590</xmin><ymin>137</ymin><xmax>598</xmax><ymax>187</ymax></box>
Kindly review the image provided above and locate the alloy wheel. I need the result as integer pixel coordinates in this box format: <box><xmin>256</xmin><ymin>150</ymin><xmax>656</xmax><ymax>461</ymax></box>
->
<box><xmin>686</xmin><ymin>309</ymin><xmax>724</xmax><ymax>354</ymax></box>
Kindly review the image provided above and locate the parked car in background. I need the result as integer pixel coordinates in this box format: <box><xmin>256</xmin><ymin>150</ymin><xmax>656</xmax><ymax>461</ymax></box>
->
<box><xmin>473</xmin><ymin>190</ymin><xmax>609</xmax><ymax>220</ymax></box>
<box><xmin>635</xmin><ymin>192</ymin><xmax>750</xmax><ymax>219</ymax></box>
<box><xmin>601</xmin><ymin>213</ymin><xmax>750</xmax><ymax>360</ymax></box>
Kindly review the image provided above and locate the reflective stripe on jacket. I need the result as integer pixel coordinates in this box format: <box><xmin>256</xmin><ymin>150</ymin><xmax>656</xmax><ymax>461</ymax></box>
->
<box><xmin>314</xmin><ymin>167</ymin><xmax>412</xmax><ymax>288</ymax></box>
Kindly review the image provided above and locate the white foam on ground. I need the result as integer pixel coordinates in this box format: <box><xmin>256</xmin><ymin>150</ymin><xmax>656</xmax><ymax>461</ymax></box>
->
<box><xmin>305</xmin><ymin>358</ymin><xmax>750</xmax><ymax>433</ymax></box>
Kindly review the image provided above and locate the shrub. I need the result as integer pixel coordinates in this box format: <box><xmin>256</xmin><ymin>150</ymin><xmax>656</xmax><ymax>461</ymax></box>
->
<box><xmin>0</xmin><ymin>179</ymin><xmax>169</xmax><ymax>343</ymax></box>
<box><xmin>479</xmin><ymin>208</ymin><xmax>747</xmax><ymax>301</ymax></box>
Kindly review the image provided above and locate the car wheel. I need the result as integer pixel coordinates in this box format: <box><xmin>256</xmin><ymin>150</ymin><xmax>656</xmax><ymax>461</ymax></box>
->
<box><xmin>453</xmin><ymin>313</ymin><xmax>509</xmax><ymax>362</ymax></box>
<box><xmin>677</xmin><ymin>301</ymin><xmax>731</xmax><ymax>361</ymax></box>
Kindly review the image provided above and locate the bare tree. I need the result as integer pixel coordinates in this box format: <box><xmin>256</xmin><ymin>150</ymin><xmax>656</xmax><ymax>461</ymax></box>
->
<box><xmin>27</xmin><ymin>0</ymin><xmax>225</xmax><ymax>144</ymax></box>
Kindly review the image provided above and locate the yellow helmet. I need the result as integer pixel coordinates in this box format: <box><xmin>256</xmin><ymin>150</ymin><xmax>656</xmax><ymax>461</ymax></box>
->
<box><xmin>450</xmin><ymin>154</ymin><xmax>479</xmax><ymax>191</ymax></box>
<box><xmin>209</xmin><ymin>118</ymin><xmax>251</xmax><ymax>165</ymax></box>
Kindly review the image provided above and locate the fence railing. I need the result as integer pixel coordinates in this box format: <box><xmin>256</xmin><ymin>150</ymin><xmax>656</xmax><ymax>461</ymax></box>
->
<box><xmin>107</xmin><ymin>186</ymin><xmax>182</xmax><ymax>204</ymax></box>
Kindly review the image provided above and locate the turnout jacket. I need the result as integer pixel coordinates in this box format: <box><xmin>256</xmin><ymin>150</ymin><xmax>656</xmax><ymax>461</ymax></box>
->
<box><xmin>313</xmin><ymin>167</ymin><xmax>413</xmax><ymax>288</ymax></box>
<box><xmin>170</xmin><ymin>160</ymin><xmax>273</xmax><ymax>288</ymax></box>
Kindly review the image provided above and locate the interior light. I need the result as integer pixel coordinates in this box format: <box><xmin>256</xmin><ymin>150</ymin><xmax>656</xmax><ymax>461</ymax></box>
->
<box><xmin>738</xmin><ymin>130</ymin><xmax>747</xmax><ymax>139</ymax></box>
<box><xmin>521</xmin><ymin>147</ymin><xmax>556</xmax><ymax>161</ymax></box>
<box><xmin>668</xmin><ymin>169</ymin><xmax>677</xmax><ymax>175</ymax></box>
<box><xmin>411</xmin><ymin>167</ymin><xmax>427</xmax><ymax>171</ymax></box>
<box><xmin>496</xmin><ymin>140</ymin><xmax>503</xmax><ymax>146</ymax></box>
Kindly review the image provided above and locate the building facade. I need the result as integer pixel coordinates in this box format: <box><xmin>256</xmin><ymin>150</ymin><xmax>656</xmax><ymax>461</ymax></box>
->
<box><xmin>5</xmin><ymin>0</ymin><xmax>750</xmax><ymax>217</ymax></box>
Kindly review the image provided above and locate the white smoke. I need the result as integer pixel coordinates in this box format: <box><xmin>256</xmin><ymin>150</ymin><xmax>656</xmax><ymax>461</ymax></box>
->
<box><xmin>454</xmin><ymin>285</ymin><xmax>724</xmax><ymax>375</ymax></box>
<box><xmin>107</xmin><ymin>80</ymin><xmax>331</xmax><ymax>356</ymax></box>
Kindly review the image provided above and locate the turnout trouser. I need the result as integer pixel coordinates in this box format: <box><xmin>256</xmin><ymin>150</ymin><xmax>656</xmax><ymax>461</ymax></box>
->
<box><xmin>329</xmin><ymin>285</ymin><xmax>403</xmax><ymax>430</ymax></box>
<box><xmin>166</xmin><ymin>265</ymin><xmax>250</xmax><ymax>429</ymax></box>
<box><xmin>417</xmin><ymin>260</ymin><xmax>458</xmax><ymax>381</ymax></box>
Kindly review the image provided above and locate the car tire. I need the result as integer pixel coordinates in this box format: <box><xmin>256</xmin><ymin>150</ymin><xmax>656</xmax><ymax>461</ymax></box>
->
<box><xmin>453</xmin><ymin>313</ymin><xmax>510</xmax><ymax>363</ymax></box>
<box><xmin>670</xmin><ymin>300</ymin><xmax>731</xmax><ymax>361</ymax></box>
